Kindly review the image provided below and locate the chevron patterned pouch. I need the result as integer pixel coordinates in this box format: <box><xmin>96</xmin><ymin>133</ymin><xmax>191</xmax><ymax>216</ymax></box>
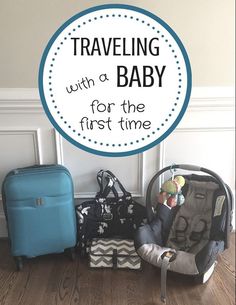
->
<box><xmin>89</xmin><ymin>238</ymin><xmax>141</xmax><ymax>270</ymax></box>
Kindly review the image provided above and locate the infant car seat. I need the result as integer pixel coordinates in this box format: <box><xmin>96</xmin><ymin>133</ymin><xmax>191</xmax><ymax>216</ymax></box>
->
<box><xmin>134</xmin><ymin>164</ymin><xmax>233</xmax><ymax>303</ymax></box>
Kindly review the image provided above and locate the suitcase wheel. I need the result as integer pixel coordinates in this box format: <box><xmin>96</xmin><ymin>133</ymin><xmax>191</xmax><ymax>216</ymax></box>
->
<box><xmin>65</xmin><ymin>247</ymin><xmax>76</xmax><ymax>261</ymax></box>
<box><xmin>69</xmin><ymin>247</ymin><xmax>76</xmax><ymax>261</ymax></box>
<box><xmin>15</xmin><ymin>256</ymin><xmax>23</xmax><ymax>271</ymax></box>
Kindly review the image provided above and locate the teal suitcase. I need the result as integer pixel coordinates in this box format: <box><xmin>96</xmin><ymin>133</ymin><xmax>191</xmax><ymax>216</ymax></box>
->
<box><xmin>1</xmin><ymin>165</ymin><xmax>77</xmax><ymax>270</ymax></box>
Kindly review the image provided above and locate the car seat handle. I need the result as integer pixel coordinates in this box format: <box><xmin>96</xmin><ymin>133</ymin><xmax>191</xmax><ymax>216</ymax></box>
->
<box><xmin>177</xmin><ymin>164</ymin><xmax>201</xmax><ymax>171</ymax></box>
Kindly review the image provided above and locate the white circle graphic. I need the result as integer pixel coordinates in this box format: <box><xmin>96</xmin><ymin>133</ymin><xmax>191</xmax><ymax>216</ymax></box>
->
<box><xmin>39</xmin><ymin>5</ymin><xmax>191</xmax><ymax>156</ymax></box>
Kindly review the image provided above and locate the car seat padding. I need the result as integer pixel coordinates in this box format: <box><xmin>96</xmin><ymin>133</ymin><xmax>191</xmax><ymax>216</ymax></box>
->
<box><xmin>166</xmin><ymin>179</ymin><xmax>219</xmax><ymax>254</ymax></box>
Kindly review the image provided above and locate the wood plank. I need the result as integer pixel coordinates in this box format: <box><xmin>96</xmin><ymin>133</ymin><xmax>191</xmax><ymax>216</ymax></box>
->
<box><xmin>0</xmin><ymin>234</ymin><xmax>235</xmax><ymax>305</ymax></box>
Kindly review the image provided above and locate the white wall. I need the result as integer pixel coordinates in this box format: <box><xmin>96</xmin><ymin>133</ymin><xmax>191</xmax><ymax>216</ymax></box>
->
<box><xmin>0</xmin><ymin>0</ymin><xmax>235</xmax><ymax>87</ymax></box>
<box><xmin>0</xmin><ymin>87</ymin><xmax>234</xmax><ymax>237</ymax></box>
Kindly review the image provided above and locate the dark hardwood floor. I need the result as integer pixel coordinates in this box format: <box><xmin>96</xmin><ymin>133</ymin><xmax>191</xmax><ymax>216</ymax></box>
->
<box><xmin>0</xmin><ymin>234</ymin><xmax>235</xmax><ymax>305</ymax></box>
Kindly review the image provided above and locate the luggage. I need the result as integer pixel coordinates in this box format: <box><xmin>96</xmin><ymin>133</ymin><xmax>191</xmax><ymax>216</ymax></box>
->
<box><xmin>1</xmin><ymin>164</ymin><xmax>77</xmax><ymax>270</ymax></box>
<box><xmin>89</xmin><ymin>238</ymin><xmax>141</xmax><ymax>270</ymax></box>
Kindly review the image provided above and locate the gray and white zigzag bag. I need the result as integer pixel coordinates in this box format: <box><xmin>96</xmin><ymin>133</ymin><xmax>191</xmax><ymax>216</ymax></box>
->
<box><xmin>89</xmin><ymin>238</ymin><xmax>141</xmax><ymax>270</ymax></box>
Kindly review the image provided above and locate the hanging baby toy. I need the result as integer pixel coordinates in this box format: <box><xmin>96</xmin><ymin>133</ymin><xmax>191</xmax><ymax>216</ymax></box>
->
<box><xmin>157</xmin><ymin>167</ymin><xmax>185</xmax><ymax>208</ymax></box>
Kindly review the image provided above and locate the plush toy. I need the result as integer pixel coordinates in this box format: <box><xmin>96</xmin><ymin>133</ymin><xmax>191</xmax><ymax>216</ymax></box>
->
<box><xmin>157</xmin><ymin>176</ymin><xmax>185</xmax><ymax>208</ymax></box>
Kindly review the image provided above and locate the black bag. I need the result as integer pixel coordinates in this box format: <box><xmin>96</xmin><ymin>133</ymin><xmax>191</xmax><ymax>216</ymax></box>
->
<box><xmin>76</xmin><ymin>170</ymin><xmax>147</xmax><ymax>255</ymax></box>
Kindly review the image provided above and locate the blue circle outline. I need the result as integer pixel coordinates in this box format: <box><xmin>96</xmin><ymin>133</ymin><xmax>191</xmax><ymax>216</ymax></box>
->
<box><xmin>38</xmin><ymin>4</ymin><xmax>192</xmax><ymax>157</ymax></box>
<box><xmin>47</xmin><ymin>14</ymin><xmax>182</xmax><ymax>146</ymax></box>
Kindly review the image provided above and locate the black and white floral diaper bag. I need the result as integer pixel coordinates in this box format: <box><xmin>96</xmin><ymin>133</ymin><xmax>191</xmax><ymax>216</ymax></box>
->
<box><xmin>76</xmin><ymin>170</ymin><xmax>146</xmax><ymax>256</ymax></box>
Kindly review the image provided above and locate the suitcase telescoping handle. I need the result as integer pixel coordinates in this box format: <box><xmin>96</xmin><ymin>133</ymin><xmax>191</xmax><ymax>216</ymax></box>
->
<box><xmin>13</xmin><ymin>164</ymin><xmax>56</xmax><ymax>174</ymax></box>
<box><xmin>146</xmin><ymin>164</ymin><xmax>233</xmax><ymax>249</ymax></box>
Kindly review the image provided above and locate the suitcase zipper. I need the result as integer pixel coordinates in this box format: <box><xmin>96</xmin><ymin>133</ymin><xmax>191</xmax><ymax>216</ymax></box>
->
<box><xmin>10</xmin><ymin>165</ymin><xmax>70</xmax><ymax>177</ymax></box>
